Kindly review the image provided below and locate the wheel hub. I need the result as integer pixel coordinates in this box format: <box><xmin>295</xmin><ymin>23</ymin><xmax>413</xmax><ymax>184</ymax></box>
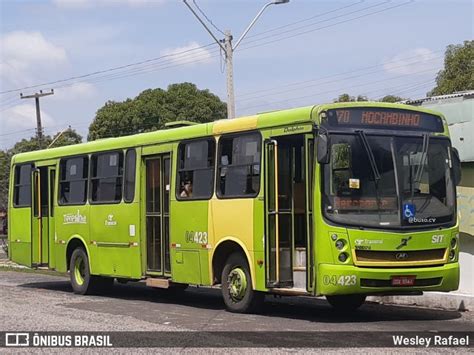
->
<box><xmin>228</xmin><ymin>267</ymin><xmax>247</xmax><ymax>301</ymax></box>
<box><xmin>74</xmin><ymin>257</ymin><xmax>85</xmax><ymax>286</ymax></box>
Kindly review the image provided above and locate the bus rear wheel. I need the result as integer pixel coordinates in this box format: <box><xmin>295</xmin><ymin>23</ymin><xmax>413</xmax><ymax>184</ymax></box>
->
<box><xmin>221</xmin><ymin>252</ymin><xmax>264</xmax><ymax>313</ymax></box>
<box><xmin>326</xmin><ymin>294</ymin><xmax>366</xmax><ymax>312</ymax></box>
<box><xmin>70</xmin><ymin>247</ymin><xmax>113</xmax><ymax>295</ymax></box>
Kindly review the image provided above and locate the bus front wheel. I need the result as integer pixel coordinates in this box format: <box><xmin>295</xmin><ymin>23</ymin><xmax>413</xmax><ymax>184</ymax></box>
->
<box><xmin>326</xmin><ymin>294</ymin><xmax>366</xmax><ymax>311</ymax></box>
<box><xmin>70</xmin><ymin>247</ymin><xmax>113</xmax><ymax>295</ymax></box>
<box><xmin>221</xmin><ymin>252</ymin><xmax>264</xmax><ymax>313</ymax></box>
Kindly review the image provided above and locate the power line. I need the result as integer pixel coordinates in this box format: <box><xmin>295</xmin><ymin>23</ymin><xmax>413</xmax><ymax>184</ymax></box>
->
<box><xmin>236</xmin><ymin>49</ymin><xmax>443</xmax><ymax>98</ymax></box>
<box><xmin>192</xmin><ymin>0</ymin><xmax>225</xmax><ymax>35</ymax></box>
<box><xmin>244</xmin><ymin>0</ymin><xmax>367</xmax><ymax>40</ymax></box>
<box><xmin>239</xmin><ymin>67</ymin><xmax>437</xmax><ymax>112</ymax></box>
<box><xmin>236</xmin><ymin>55</ymin><xmax>443</xmax><ymax>103</ymax></box>
<box><xmin>0</xmin><ymin>1</ymin><xmax>409</xmax><ymax>96</ymax></box>
<box><xmin>238</xmin><ymin>1</ymin><xmax>414</xmax><ymax>52</ymax></box>
<box><xmin>0</xmin><ymin>42</ymin><xmax>217</xmax><ymax>95</ymax></box>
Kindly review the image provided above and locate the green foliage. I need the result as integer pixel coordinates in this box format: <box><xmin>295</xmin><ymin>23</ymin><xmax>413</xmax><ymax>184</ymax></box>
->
<box><xmin>334</xmin><ymin>93</ymin><xmax>368</xmax><ymax>102</ymax></box>
<box><xmin>428</xmin><ymin>40</ymin><xmax>474</xmax><ymax>96</ymax></box>
<box><xmin>88</xmin><ymin>82</ymin><xmax>227</xmax><ymax>141</ymax></box>
<box><xmin>379</xmin><ymin>95</ymin><xmax>405</xmax><ymax>103</ymax></box>
<box><xmin>0</xmin><ymin>150</ymin><xmax>11</xmax><ymax>211</ymax></box>
<box><xmin>10</xmin><ymin>129</ymin><xmax>82</xmax><ymax>154</ymax></box>
<box><xmin>0</xmin><ymin>129</ymin><xmax>82</xmax><ymax>211</ymax></box>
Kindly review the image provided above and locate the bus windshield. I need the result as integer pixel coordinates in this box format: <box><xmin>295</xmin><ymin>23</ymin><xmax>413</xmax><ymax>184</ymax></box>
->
<box><xmin>322</xmin><ymin>134</ymin><xmax>455</xmax><ymax>229</ymax></box>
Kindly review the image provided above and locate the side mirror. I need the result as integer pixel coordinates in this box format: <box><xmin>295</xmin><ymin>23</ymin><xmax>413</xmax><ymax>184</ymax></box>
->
<box><xmin>317</xmin><ymin>134</ymin><xmax>330</xmax><ymax>164</ymax></box>
<box><xmin>452</xmin><ymin>147</ymin><xmax>462</xmax><ymax>186</ymax></box>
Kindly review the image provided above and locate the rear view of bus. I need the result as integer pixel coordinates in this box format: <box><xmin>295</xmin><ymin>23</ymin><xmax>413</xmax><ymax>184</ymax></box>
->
<box><xmin>313</xmin><ymin>103</ymin><xmax>461</xmax><ymax>310</ymax></box>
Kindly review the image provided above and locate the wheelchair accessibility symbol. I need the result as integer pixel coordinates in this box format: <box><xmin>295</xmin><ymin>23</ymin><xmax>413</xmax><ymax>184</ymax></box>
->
<box><xmin>403</xmin><ymin>204</ymin><xmax>415</xmax><ymax>219</ymax></box>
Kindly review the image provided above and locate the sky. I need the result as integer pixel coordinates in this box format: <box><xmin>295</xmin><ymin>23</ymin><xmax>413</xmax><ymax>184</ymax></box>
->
<box><xmin>0</xmin><ymin>0</ymin><xmax>472</xmax><ymax>149</ymax></box>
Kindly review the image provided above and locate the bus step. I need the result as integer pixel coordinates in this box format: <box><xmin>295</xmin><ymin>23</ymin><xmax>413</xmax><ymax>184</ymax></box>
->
<box><xmin>146</xmin><ymin>278</ymin><xmax>170</xmax><ymax>289</ymax></box>
<box><xmin>271</xmin><ymin>288</ymin><xmax>309</xmax><ymax>296</ymax></box>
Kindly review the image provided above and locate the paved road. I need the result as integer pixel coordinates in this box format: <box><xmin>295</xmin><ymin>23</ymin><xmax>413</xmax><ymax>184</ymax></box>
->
<box><xmin>0</xmin><ymin>269</ymin><xmax>472</xmax><ymax>352</ymax></box>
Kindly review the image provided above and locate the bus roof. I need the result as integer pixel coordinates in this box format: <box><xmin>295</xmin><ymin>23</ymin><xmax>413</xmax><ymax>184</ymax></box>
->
<box><xmin>11</xmin><ymin>102</ymin><xmax>447</xmax><ymax>164</ymax></box>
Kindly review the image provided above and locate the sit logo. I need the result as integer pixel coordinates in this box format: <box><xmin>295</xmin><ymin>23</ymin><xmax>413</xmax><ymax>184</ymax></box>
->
<box><xmin>105</xmin><ymin>214</ymin><xmax>117</xmax><ymax>226</ymax></box>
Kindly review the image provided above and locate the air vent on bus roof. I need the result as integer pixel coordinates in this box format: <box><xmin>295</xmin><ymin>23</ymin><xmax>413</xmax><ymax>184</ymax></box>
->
<box><xmin>164</xmin><ymin>121</ymin><xmax>197</xmax><ymax>128</ymax></box>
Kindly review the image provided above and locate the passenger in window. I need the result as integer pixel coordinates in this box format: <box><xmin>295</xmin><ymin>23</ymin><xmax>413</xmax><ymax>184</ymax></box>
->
<box><xmin>180</xmin><ymin>179</ymin><xmax>193</xmax><ymax>198</ymax></box>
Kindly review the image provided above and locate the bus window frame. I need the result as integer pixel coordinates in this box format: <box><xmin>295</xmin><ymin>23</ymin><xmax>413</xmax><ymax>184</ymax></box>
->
<box><xmin>123</xmin><ymin>148</ymin><xmax>137</xmax><ymax>204</ymax></box>
<box><xmin>58</xmin><ymin>155</ymin><xmax>89</xmax><ymax>207</ymax></box>
<box><xmin>175</xmin><ymin>136</ymin><xmax>216</xmax><ymax>202</ymax></box>
<box><xmin>89</xmin><ymin>150</ymin><xmax>124</xmax><ymax>205</ymax></box>
<box><xmin>216</xmin><ymin>131</ymin><xmax>262</xmax><ymax>200</ymax></box>
<box><xmin>319</xmin><ymin>132</ymin><xmax>457</xmax><ymax>231</ymax></box>
<box><xmin>12</xmin><ymin>163</ymin><xmax>33</xmax><ymax>208</ymax></box>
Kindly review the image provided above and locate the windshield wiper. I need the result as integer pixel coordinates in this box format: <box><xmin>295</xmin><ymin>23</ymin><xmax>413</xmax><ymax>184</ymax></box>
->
<box><xmin>356</xmin><ymin>130</ymin><xmax>381</xmax><ymax>181</ymax></box>
<box><xmin>414</xmin><ymin>133</ymin><xmax>430</xmax><ymax>183</ymax></box>
<box><xmin>356</xmin><ymin>130</ymin><xmax>383</xmax><ymax>223</ymax></box>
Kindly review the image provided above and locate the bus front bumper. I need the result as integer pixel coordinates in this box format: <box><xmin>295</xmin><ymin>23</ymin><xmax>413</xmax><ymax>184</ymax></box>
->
<box><xmin>317</xmin><ymin>262</ymin><xmax>459</xmax><ymax>296</ymax></box>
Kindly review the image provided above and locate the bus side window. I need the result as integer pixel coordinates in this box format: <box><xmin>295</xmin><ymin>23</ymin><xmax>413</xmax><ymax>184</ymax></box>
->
<box><xmin>13</xmin><ymin>164</ymin><xmax>33</xmax><ymax>207</ymax></box>
<box><xmin>123</xmin><ymin>149</ymin><xmax>136</xmax><ymax>203</ymax></box>
<box><xmin>176</xmin><ymin>139</ymin><xmax>215</xmax><ymax>200</ymax></box>
<box><xmin>217</xmin><ymin>133</ymin><xmax>261</xmax><ymax>198</ymax></box>
<box><xmin>59</xmin><ymin>156</ymin><xmax>88</xmax><ymax>205</ymax></box>
<box><xmin>90</xmin><ymin>151</ymin><xmax>124</xmax><ymax>203</ymax></box>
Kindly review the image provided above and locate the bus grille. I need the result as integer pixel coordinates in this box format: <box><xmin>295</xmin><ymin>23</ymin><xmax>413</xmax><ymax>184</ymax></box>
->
<box><xmin>354</xmin><ymin>248</ymin><xmax>447</xmax><ymax>266</ymax></box>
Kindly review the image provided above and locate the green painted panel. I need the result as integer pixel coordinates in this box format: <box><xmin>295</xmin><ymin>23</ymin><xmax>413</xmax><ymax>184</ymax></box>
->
<box><xmin>9</xmin><ymin>207</ymin><xmax>32</xmax><ymax>267</ymax></box>
<box><xmin>169</xmin><ymin>200</ymin><xmax>208</xmax><ymax>284</ymax></box>
<box><xmin>170</xmin><ymin>250</ymin><xmax>201</xmax><ymax>284</ymax></box>
<box><xmin>89</xmin><ymin>202</ymin><xmax>141</xmax><ymax>278</ymax></box>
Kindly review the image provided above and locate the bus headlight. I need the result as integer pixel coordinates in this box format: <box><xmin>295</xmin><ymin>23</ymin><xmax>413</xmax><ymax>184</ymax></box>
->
<box><xmin>338</xmin><ymin>252</ymin><xmax>348</xmax><ymax>262</ymax></box>
<box><xmin>450</xmin><ymin>238</ymin><xmax>457</xmax><ymax>249</ymax></box>
<box><xmin>449</xmin><ymin>250</ymin><xmax>456</xmax><ymax>260</ymax></box>
<box><xmin>331</xmin><ymin>234</ymin><xmax>338</xmax><ymax>241</ymax></box>
<box><xmin>335</xmin><ymin>239</ymin><xmax>345</xmax><ymax>250</ymax></box>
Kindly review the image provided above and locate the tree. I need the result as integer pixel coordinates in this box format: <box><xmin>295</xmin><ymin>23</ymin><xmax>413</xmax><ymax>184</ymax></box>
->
<box><xmin>379</xmin><ymin>95</ymin><xmax>405</xmax><ymax>103</ymax></box>
<box><xmin>10</xmin><ymin>129</ymin><xmax>82</xmax><ymax>154</ymax></box>
<box><xmin>88</xmin><ymin>82</ymin><xmax>227</xmax><ymax>141</ymax></box>
<box><xmin>428</xmin><ymin>40</ymin><xmax>474</xmax><ymax>96</ymax></box>
<box><xmin>334</xmin><ymin>93</ymin><xmax>368</xmax><ymax>102</ymax></box>
<box><xmin>0</xmin><ymin>150</ymin><xmax>11</xmax><ymax>211</ymax></box>
<box><xmin>0</xmin><ymin>129</ymin><xmax>83</xmax><ymax>211</ymax></box>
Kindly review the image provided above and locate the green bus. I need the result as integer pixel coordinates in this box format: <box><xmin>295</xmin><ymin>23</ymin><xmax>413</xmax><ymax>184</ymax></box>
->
<box><xmin>8</xmin><ymin>102</ymin><xmax>462</xmax><ymax>313</ymax></box>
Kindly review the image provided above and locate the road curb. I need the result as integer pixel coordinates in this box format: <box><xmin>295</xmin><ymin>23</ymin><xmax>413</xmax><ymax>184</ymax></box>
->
<box><xmin>368</xmin><ymin>293</ymin><xmax>474</xmax><ymax>312</ymax></box>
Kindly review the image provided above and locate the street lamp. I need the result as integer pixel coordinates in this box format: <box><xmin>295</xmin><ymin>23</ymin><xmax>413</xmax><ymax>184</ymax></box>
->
<box><xmin>183</xmin><ymin>0</ymin><xmax>290</xmax><ymax>119</ymax></box>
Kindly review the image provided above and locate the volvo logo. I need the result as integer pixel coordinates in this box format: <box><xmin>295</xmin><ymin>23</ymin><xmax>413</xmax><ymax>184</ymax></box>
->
<box><xmin>395</xmin><ymin>252</ymin><xmax>409</xmax><ymax>260</ymax></box>
<box><xmin>396</xmin><ymin>236</ymin><xmax>412</xmax><ymax>249</ymax></box>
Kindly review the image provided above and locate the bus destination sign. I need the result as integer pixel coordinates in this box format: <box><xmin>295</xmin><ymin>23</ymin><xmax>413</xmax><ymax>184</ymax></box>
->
<box><xmin>325</xmin><ymin>107</ymin><xmax>444</xmax><ymax>132</ymax></box>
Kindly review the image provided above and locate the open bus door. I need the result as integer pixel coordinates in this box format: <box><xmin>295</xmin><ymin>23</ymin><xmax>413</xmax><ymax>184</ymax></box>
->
<box><xmin>31</xmin><ymin>165</ymin><xmax>56</xmax><ymax>268</ymax></box>
<box><xmin>264</xmin><ymin>139</ymin><xmax>292</xmax><ymax>288</ymax></box>
<box><xmin>265</xmin><ymin>135</ymin><xmax>315</xmax><ymax>292</ymax></box>
<box><xmin>304</xmin><ymin>134</ymin><xmax>315</xmax><ymax>293</ymax></box>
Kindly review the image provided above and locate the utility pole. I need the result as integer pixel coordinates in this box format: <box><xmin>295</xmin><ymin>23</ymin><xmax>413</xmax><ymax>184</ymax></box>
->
<box><xmin>20</xmin><ymin>89</ymin><xmax>54</xmax><ymax>149</ymax></box>
<box><xmin>183</xmin><ymin>0</ymin><xmax>289</xmax><ymax>119</ymax></box>
<box><xmin>224</xmin><ymin>30</ymin><xmax>235</xmax><ymax>120</ymax></box>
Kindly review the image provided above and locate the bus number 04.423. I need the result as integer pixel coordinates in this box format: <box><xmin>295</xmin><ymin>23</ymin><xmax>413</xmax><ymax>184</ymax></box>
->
<box><xmin>185</xmin><ymin>231</ymin><xmax>208</xmax><ymax>244</ymax></box>
<box><xmin>323</xmin><ymin>275</ymin><xmax>357</xmax><ymax>286</ymax></box>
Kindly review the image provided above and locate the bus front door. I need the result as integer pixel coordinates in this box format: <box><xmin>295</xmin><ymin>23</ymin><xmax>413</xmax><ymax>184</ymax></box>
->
<box><xmin>31</xmin><ymin>166</ymin><xmax>55</xmax><ymax>267</ymax></box>
<box><xmin>264</xmin><ymin>139</ymin><xmax>293</xmax><ymax>288</ymax></box>
<box><xmin>265</xmin><ymin>135</ymin><xmax>314</xmax><ymax>291</ymax></box>
<box><xmin>145</xmin><ymin>155</ymin><xmax>171</xmax><ymax>276</ymax></box>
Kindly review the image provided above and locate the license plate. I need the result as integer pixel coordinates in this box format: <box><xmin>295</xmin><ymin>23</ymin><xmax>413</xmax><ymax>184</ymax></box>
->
<box><xmin>391</xmin><ymin>276</ymin><xmax>416</xmax><ymax>286</ymax></box>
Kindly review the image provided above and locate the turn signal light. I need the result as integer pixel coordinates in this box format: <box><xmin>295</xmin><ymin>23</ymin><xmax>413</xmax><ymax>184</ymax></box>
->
<box><xmin>335</xmin><ymin>239</ymin><xmax>345</xmax><ymax>250</ymax></box>
<box><xmin>338</xmin><ymin>252</ymin><xmax>348</xmax><ymax>262</ymax></box>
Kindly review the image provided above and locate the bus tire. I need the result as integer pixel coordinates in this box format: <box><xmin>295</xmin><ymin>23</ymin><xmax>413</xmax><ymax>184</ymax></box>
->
<box><xmin>221</xmin><ymin>252</ymin><xmax>264</xmax><ymax>313</ymax></box>
<box><xmin>326</xmin><ymin>294</ymin><xmax>366</xmax><ymax>311</ymax></box>
<box><xmin>69</xmin><ymin>247</ymin><xmax>106</xmax><ymax>295</ymax></box>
